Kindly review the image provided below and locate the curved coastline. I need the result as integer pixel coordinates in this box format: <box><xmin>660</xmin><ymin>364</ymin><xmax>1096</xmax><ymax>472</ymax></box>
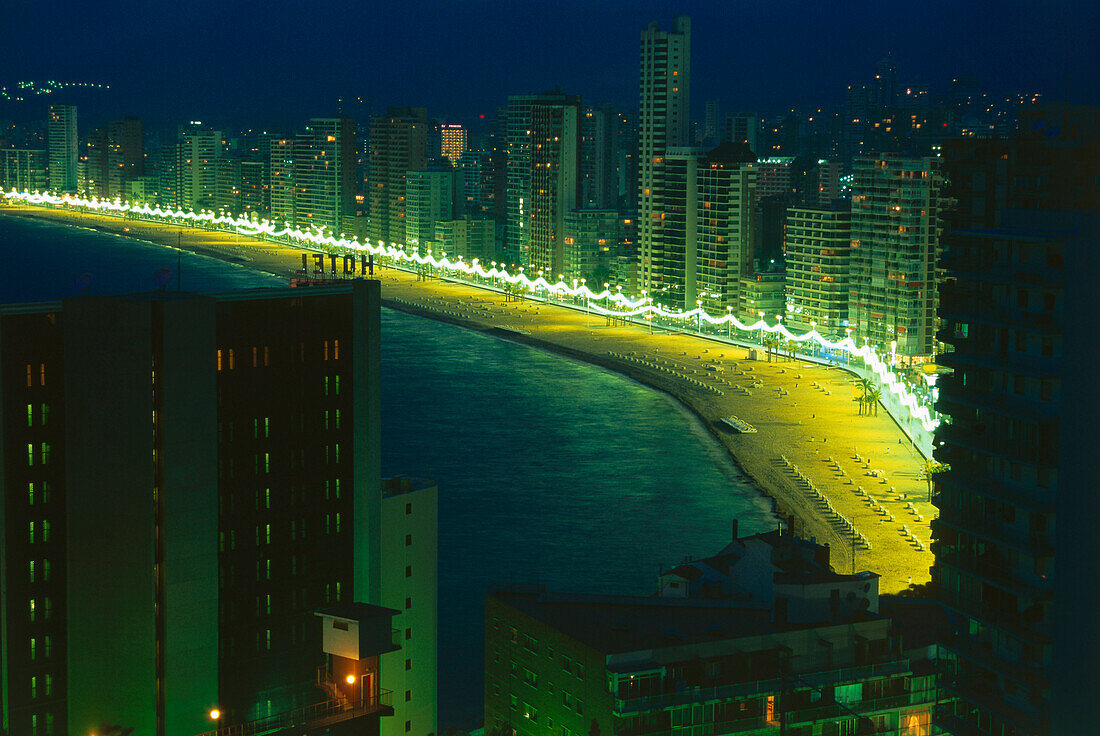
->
<box><xmin>0</xmin><ymin>204</ymin><xmax>933</xmax><ymax>591</ymax></box>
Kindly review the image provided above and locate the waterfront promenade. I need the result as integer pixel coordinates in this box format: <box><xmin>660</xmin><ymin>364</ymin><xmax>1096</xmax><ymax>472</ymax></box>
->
<box><xmin>1</xmin><ymin>203</ymin><xmax>934</xmax><ymax>592</ymax></box>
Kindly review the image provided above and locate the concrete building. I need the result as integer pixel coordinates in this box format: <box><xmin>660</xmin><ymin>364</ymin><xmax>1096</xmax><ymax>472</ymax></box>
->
<box><xmin>439</xmin><ymin>123</ymin><xmax>466</xmax><ymax>169</ymax></box>
<box><xmin>848</xmin><ymin>154</ymin><xmax>942</xmax><ymax>358</ymax></box>
<box><xmin>269</xmin><ymin>136</ymin><xmax>297</xmax><ymax>227</ymax></box>
<box><xmin>405</xmin><ymin>164</ymin><xmax>459</xmax><ymax>250</ymax></box>
<box><xmin>294</xmin><ymin>118</ymin><xmax>357</xmax><ymax>235</ymax></box>
<box><xmin>580</xmin><ymin>106</ymin><xmax>616</xmax><ymax>210</ymax></box>
<box><xmin>486</xmin><ymin>528</ymin><xmax>943</xmax><ymax>736</ymax></box>
<box><xmin>368</xmin><ymin>108</ymin><xmax>428</xmax><ymax>247</ymax></box>
<box><xmin>561</xmin><ymin>209</ymin><xmax>622</xmax><ymax>283</ymax></box>
<box><xmin>505</xmin><ymin>91</ymin><xmax>580</xmax><ymax>273</ymax></box>
<box><xmin>379</xmin><ymin>476</ymin><xmax>438</xmax><ymax>736</ymax></box>
<box><xmin>738</xmin><ymin>271</ymin><xmax>786</xmax><ymax>326</ymax></box>
<box><xmin>638</xmin><ymin>16</ymin><xmax>691</xmax><ymax>295</ymax></box>
<box><xmin>47</xmin><ymin>104</ymin><xmax>77</xmax><ymax>193</ymax></box>
<box><xmin>0</xmin><ymin>282</ymin><xmax>435</xmax><ymax>736</ymax></box>
<box><xmin>1</xmin><ymin>149</ymin><xmax>48</xmax><ymax>193</ymax></box>
<box><xmin>724</xmin><ymin>113</ymin><xmax>757</xmax><ymax>154</ymax></box>
<box><xmin>933</xmin><ymin>105</ymin><xmax>1100</xmax><ymax>736</ymax></box>
<box><xmin>108</xmin><ymin>116</ymin><xmax>144</xmax><ymax>198</ymax></box>
<box><xmin>784</xmin><ymin>202</ymin><xmax>852</xmax><ymax>333</ymax></box>
<box><xmin>434</xmin><ymin>216</ymin><xmax>496</xmax><ymax>264</ymax></box>
<box><xmin>648</xmin><ymin>143</ymin><xmax>756</xmax><ymax>313</ymax></box>
<box><xmin>178</xmin><ymin>127</ymin><xmax>225</xmax><ymax>212</ymax></box>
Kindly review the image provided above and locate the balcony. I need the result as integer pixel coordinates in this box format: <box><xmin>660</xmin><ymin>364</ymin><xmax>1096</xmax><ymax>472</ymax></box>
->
<box><xmin>936</xmin><ymin>511</ymin><xmax>1054</xmax><ymax>560</ymax></box>
<box><xmin>937</xmin><ymin>588</ymin><xmax>1050</xmax><ymax>645</ymax></box>
<box><xmin>612</xmin><ymin>660</ymin><xmax>910</xmax><ymax>715</ymax></box>
<box><xmin>936</xmin><ymin>551</ymin><xmax>1052</xmax><ymax>602</ymax></box>
<box><xmin>195</xmin><ymin>689</ymin><xmax>393</xmax><ymax>736</ymax></box>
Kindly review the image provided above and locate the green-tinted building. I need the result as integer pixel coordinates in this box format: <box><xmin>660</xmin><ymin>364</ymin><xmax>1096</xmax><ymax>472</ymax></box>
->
<box><xmin>486</xmin><ymin>529</ymin><xmax>945</xmax><ymax>736</ymax></box>
<box><xmin>0</xmin><ymin>282</ymin><xmax>429</xmax><ymax>736</ymax></box>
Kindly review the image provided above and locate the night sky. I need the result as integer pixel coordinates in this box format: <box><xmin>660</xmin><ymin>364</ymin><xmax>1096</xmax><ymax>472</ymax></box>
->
<box><xmin>4</xmin><ymin>0</ymin><xmax>1098</xmax><ymax>129</ymax></box>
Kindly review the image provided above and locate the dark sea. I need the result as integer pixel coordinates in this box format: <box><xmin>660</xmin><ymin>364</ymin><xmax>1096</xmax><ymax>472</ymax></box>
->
<box><xmin>0</xmin><ymin>214</ymin><xmax>778</xmax><ymax>727</ymax></box>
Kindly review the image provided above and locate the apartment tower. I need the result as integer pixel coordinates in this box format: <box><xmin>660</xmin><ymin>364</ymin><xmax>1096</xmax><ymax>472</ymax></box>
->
<box><xmin>637</xmin><ymin>16</ymin><xmax>691</xmax><ymax>295</ymax></box>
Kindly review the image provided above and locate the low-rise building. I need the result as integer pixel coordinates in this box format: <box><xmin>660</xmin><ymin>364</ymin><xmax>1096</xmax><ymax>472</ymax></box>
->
<box><xmin>739</xmin><ymin>271</ymin><xmax>786</xmax><ymax>325</ymax></box>
<box><xmin>486</xmin><ymin>527</ymin><xmax>943</xmax><ymax>736</ymax></box>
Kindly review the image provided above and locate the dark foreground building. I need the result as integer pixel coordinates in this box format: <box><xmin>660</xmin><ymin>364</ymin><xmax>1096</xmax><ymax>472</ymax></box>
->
<box><xmin>934</xmin><ymin>105</ymin><xmax>1099</xmax><ymax>735</ymax></box>
<box><xmin>487</xmin><ymin>527</ymin><xmax>946</xmax><ymax>736</ymax></box>
<box><xmin>0</xmin><ymin>282</ymin><xmax>433</xmax><ymax>736</ymax></box>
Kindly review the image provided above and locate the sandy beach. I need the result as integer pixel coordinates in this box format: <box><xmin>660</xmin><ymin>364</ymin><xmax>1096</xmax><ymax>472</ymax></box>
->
<box><xmin>1</xmin><ymin>203</ymin><xmax>934</xmax><ymax>592</ymax></box>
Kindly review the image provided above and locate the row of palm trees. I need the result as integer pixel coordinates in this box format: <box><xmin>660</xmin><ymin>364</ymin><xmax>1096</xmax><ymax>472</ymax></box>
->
<box><xmin>854</xmin><ymin>378</ymin><xmax>883</xmax><ymax>416</ymax></box>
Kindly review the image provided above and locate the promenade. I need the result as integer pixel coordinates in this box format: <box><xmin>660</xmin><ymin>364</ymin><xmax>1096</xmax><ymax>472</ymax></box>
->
<box><xmin>1</xmin><ymin>203</ymin><xmax>934</xmax><ymax>592</ymax></box>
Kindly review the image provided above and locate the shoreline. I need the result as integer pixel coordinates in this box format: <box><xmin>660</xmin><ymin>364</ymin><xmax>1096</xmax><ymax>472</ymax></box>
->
<box><xmin>0</xmin><ymin>204</ymin><xmax>934</xmax><ymax>592</ymax></box>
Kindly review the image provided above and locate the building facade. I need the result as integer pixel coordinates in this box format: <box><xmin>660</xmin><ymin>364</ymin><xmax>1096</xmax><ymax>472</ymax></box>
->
<box><xmin>368</xmin><ymin>108</ymin><xmax>428</xmax><ymax>247</ymax></box>
<box><xmin>0</xmin><ymin>282</ymin><xmax>435</xmax><ymax>736</ymax></box>
<box><xmin>649</xmin><ymin>143</ymin><xmax>756</xmax><ymax>313</ymax></box>
<box><xmin>439</xmin><ymin>124</ymin><xmax>466</xmax><ymax>169</ymax></box>
<box><xmin>1</xmin><ymin>149</ymin><xmax>48</xmax><ymax>193</ymax></box>
<box><xmin>933</xmin><ymin>106</ymin><xmax>1100</xmax><ymax>736</ymax></box>
<box><xmin>848</xmin><ymin>154</ymin><xmax>942</xmax><ymax>358</ymax></box>
<box><xmin>638</xmin><ymin>16</ymin><xmax>691</xmax><ymax>295</ymax></box>
<box><xmin>405</xmin><ymin>165</ymin><xmax>458</xmax><ymax>250</ymax></box>
<box><xmin>784</xmin><ymin>202</ymin><xmax>852</xmax><ymax>333</ymax></box>
<box><xmin>47</xmin><ymin>105</ymin><xmax>77</xmax><ymax>193</ymax></box>
<box><xmin>486</xmin><ymin>529</ymin><xmax>941</xmax><ymax>736</ymax></box>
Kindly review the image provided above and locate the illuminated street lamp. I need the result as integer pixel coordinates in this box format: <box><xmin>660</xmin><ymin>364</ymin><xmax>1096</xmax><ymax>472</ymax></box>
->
<box><xmin>726</xmin><ymin>306</ymin><xmax>733</xmax><ymax>339</ymax></box>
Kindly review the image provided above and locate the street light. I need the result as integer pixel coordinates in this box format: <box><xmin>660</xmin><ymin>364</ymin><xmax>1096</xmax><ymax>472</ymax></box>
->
<box><xmin>696</xmin><ymin>300</ymin><xmax>703</xmax><ymax>333</ymax></box>
<box><xmin>727</xmin><ymin>306</ymin><xmax>733</xmax><ymax>339</ymax></box>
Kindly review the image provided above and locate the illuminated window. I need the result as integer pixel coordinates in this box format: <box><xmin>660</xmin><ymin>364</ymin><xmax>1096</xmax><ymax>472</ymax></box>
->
<box><xmin>333</xmin><ymin>340</ymin><xmax>340</xmax><ymax>360</ymax></box>
<box><xmin>39</xmin><ymin>363</ymin><xmax>46</xmax><ymax>386</ymax></box>
<box><xmin>28</xmin><ymin>522</ymin><xmax>35</xmax><ymax>544</ymax></box>
<box><xmin>29</xmin><ymin>560</ymin><xmax>35</xmax><ymax>583</ymax></box>
<box><xmin>217</xmin><ymin>349</ymin><xmax>223</xmax><ymax>371</ymax></box>
<box><xmin>27</xmin><ymin>403</ymin><xmax>33</xmax><ymax>427</ymax></box>
<box><xmin>26</xmin><ymin>443</ymin><xmax>34</xmax><ymax>466</ymax></box>
<box><xmin>228</xmin><ymin>349</ymin><xmax>235</xmax><ymax>370</ymax></box>
<box><xmin>26</xmin><ymin>364</ymin><xmax>32</xmax><ymax>387</ymax></box>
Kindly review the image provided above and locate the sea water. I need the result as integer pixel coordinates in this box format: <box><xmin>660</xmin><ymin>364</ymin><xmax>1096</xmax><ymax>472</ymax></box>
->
<box><xmin>0</xmin><ymin>214</ymin><xmax>778</xmax><ymax>726</ymax></box>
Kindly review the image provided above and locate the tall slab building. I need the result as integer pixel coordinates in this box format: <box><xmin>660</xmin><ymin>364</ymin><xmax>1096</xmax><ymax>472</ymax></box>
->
<box><xmin>368</xmin><ymin>108</ymin><xmax>428</xmax><ymax>247</ymax></box>
<box><xmin>505</xmin><ymin>92</ymin><xmax>580</xmax><ymax>273</ymax></box>
<box><xmin>637</xmin><ymin>16</ymin><xmax>691</xmax><ymax>297</ymax></box>
<box><xmin>933</xmin><ymin>106</ymin><xmax>1100</xmax><ymax>736</ymax></box>
<box><xmin>848</xmin><ymin>154</ymin><xmax>942</xmax><ymax>358</ymax></box>
<box><xmin>0</xmin><ymin>283</ymin><xmax>437</xmax><ymax>736</ymax></box>
<box><xmin>47</xmin><ymin>105</ymin><xmax>78</xmax><ymax>193</ymax></box>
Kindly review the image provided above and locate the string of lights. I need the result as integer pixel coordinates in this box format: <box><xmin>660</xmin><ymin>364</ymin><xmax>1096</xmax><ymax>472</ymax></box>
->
<box><xmin>3</xmin><ymin>189</ymin><xmax>941</xmax><ymax>432</ymax></box>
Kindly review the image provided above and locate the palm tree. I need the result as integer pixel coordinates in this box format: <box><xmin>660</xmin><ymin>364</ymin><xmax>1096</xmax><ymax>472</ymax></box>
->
<box><xmin>785</xmin><ymin>339</ymin><xmax>800</xmax><ymax>362</ymax></box>
<box><xmin>919</xmin><ymin>459</ymin><xmax>950</xmax><ymax>501</ymax></box>
<box><xmin>866</xmin><ymin>385</ymin><xmax>882</xmax><ymax>416</ymax></box>
<box><xmin>855</xmin><ymin>378</ymin><xmax>874</xmax><ymax>415</ymax></box>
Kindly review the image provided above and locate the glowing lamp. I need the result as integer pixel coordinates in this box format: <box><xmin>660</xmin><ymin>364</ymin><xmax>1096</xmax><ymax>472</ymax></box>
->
<box><xmin>346</xmin><ymin>674</ymin><xmax>357</xmax><ymax>685</ymax></box>
<box><xmin>209</xmin><ymin>709</ymin><xmax>221</xmax><ymax>720</ymax></box>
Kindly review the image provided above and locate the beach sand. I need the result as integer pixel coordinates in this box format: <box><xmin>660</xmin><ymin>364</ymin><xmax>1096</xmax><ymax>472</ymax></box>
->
<box><xmin>2</xmin><ymin>203</ymin><xmax>934</xmax><ymax>592</ymax></box>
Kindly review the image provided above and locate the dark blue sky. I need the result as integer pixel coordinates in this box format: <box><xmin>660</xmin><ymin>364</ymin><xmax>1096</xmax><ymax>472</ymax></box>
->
<box><xmin>4</xmin><ymin>0</ymin><xmax>1097</xmax><ymax>131</ymax></box>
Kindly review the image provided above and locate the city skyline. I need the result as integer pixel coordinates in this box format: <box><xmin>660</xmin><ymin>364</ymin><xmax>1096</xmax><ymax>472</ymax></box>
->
<box><xmin>2</xmin><ymin>0</ymin><xmax>1095</xmax><ymax>129</ymax></box>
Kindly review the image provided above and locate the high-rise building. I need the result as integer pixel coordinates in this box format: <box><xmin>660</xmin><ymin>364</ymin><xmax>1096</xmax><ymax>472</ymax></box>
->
<box><xmin>107</xmin><ymin>116</ymin><xmax>144</xmax><ymax>197</ymax></box>
<box><xmin>269</xmin><ymin>136</ymin><xmax>297</xmax><ymax>226</ymax></box>
<box><xmin>178</xmin><ymin>126</ymin><xmax>225</xmax><ymax>212</ymax></box>
<box><xmin>703</xmin><ymin>98</ymin><xmax>720</xmax><ymax>143</ymax></box>
<box><xmin>561</xmin><ymin>208</ymin><xmax>623</xmax><ymax>283</ymax></box>
<box><xmin>405</xmin><ymin>164</ymin><xmax>459</xmax><ymax>249</ymax></box>
<box><xmin>848</xmin><ymin>154</ymin><xmax>942</xmax><ymax>358</ymax></box>
<box><xmin>648</xmin><ymin>143</ymin><xmax>756</xmax><ymax>312</ymax></box>
<box><xmin>379</xmin><ymin>476</ymin><xmax>438</xmax><ymax>736</ymax></box>
<box><xmin>505</xmin><ymin>91</ymin><xmax>581</xmax><ymax>273</ymax></box>
<box><xmin>294</xmin><ymin>117</ymin><xmax>357</xmax><ymax>235</ymax></box>
<box><xmin>83</xmin><ymin>127</ymin><xmax>110</xmax><ymax>198</ymax></box>
<box><xmin>580</xmin><ymin>106</ymin><xmax>616</xmax><ymax>210</ymax></box>
<box><xmin>240</xmin><ymin>160</ymin><xmax>265</xmax><ymax>215</ymax></box>
<box><xmin>368</xmin><ymin>108</ymin><xmax>428</xmax><ymax>247</ymax></box>
<box><xmin>439</xmin><ymin>124</ymin><xmax>466</xmax><ymax>169</ymax></box>
<box><xmin>0</xmin><ymin>283</ymin><xmax>437</xmax><ymax>736</ymax></box>
<box><xmin>0</xmin><ymin>149</ymin><xmax>48</xmax><ymax>193</ymax></box>
<box><xmin>47</xmin><ymin>104</ymin><xmax>77</xmax><ymax>193</ymax></box>
<box><xmin>434</xmin><ymin>216</ymin><xmax>497</xmax><ymax>264</ymax></box>
<box><xmin>784</xmin><ymin>201</ymin><xmax>852</xmax><ymax>333</ymax></box>
<box><xmin>638</xmin><ymin>15</ymin><xmax>691</xmax><ymax>295</ymax></box>
<box><xmin>933</xmin><ymin>106</ymin><xmax>1100</xmax><ymax>736</ymax></box>
<box><xmin>724</xmin><ymin>113</ymin><xmax>757</xmax><ymax>155</ymax></box>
